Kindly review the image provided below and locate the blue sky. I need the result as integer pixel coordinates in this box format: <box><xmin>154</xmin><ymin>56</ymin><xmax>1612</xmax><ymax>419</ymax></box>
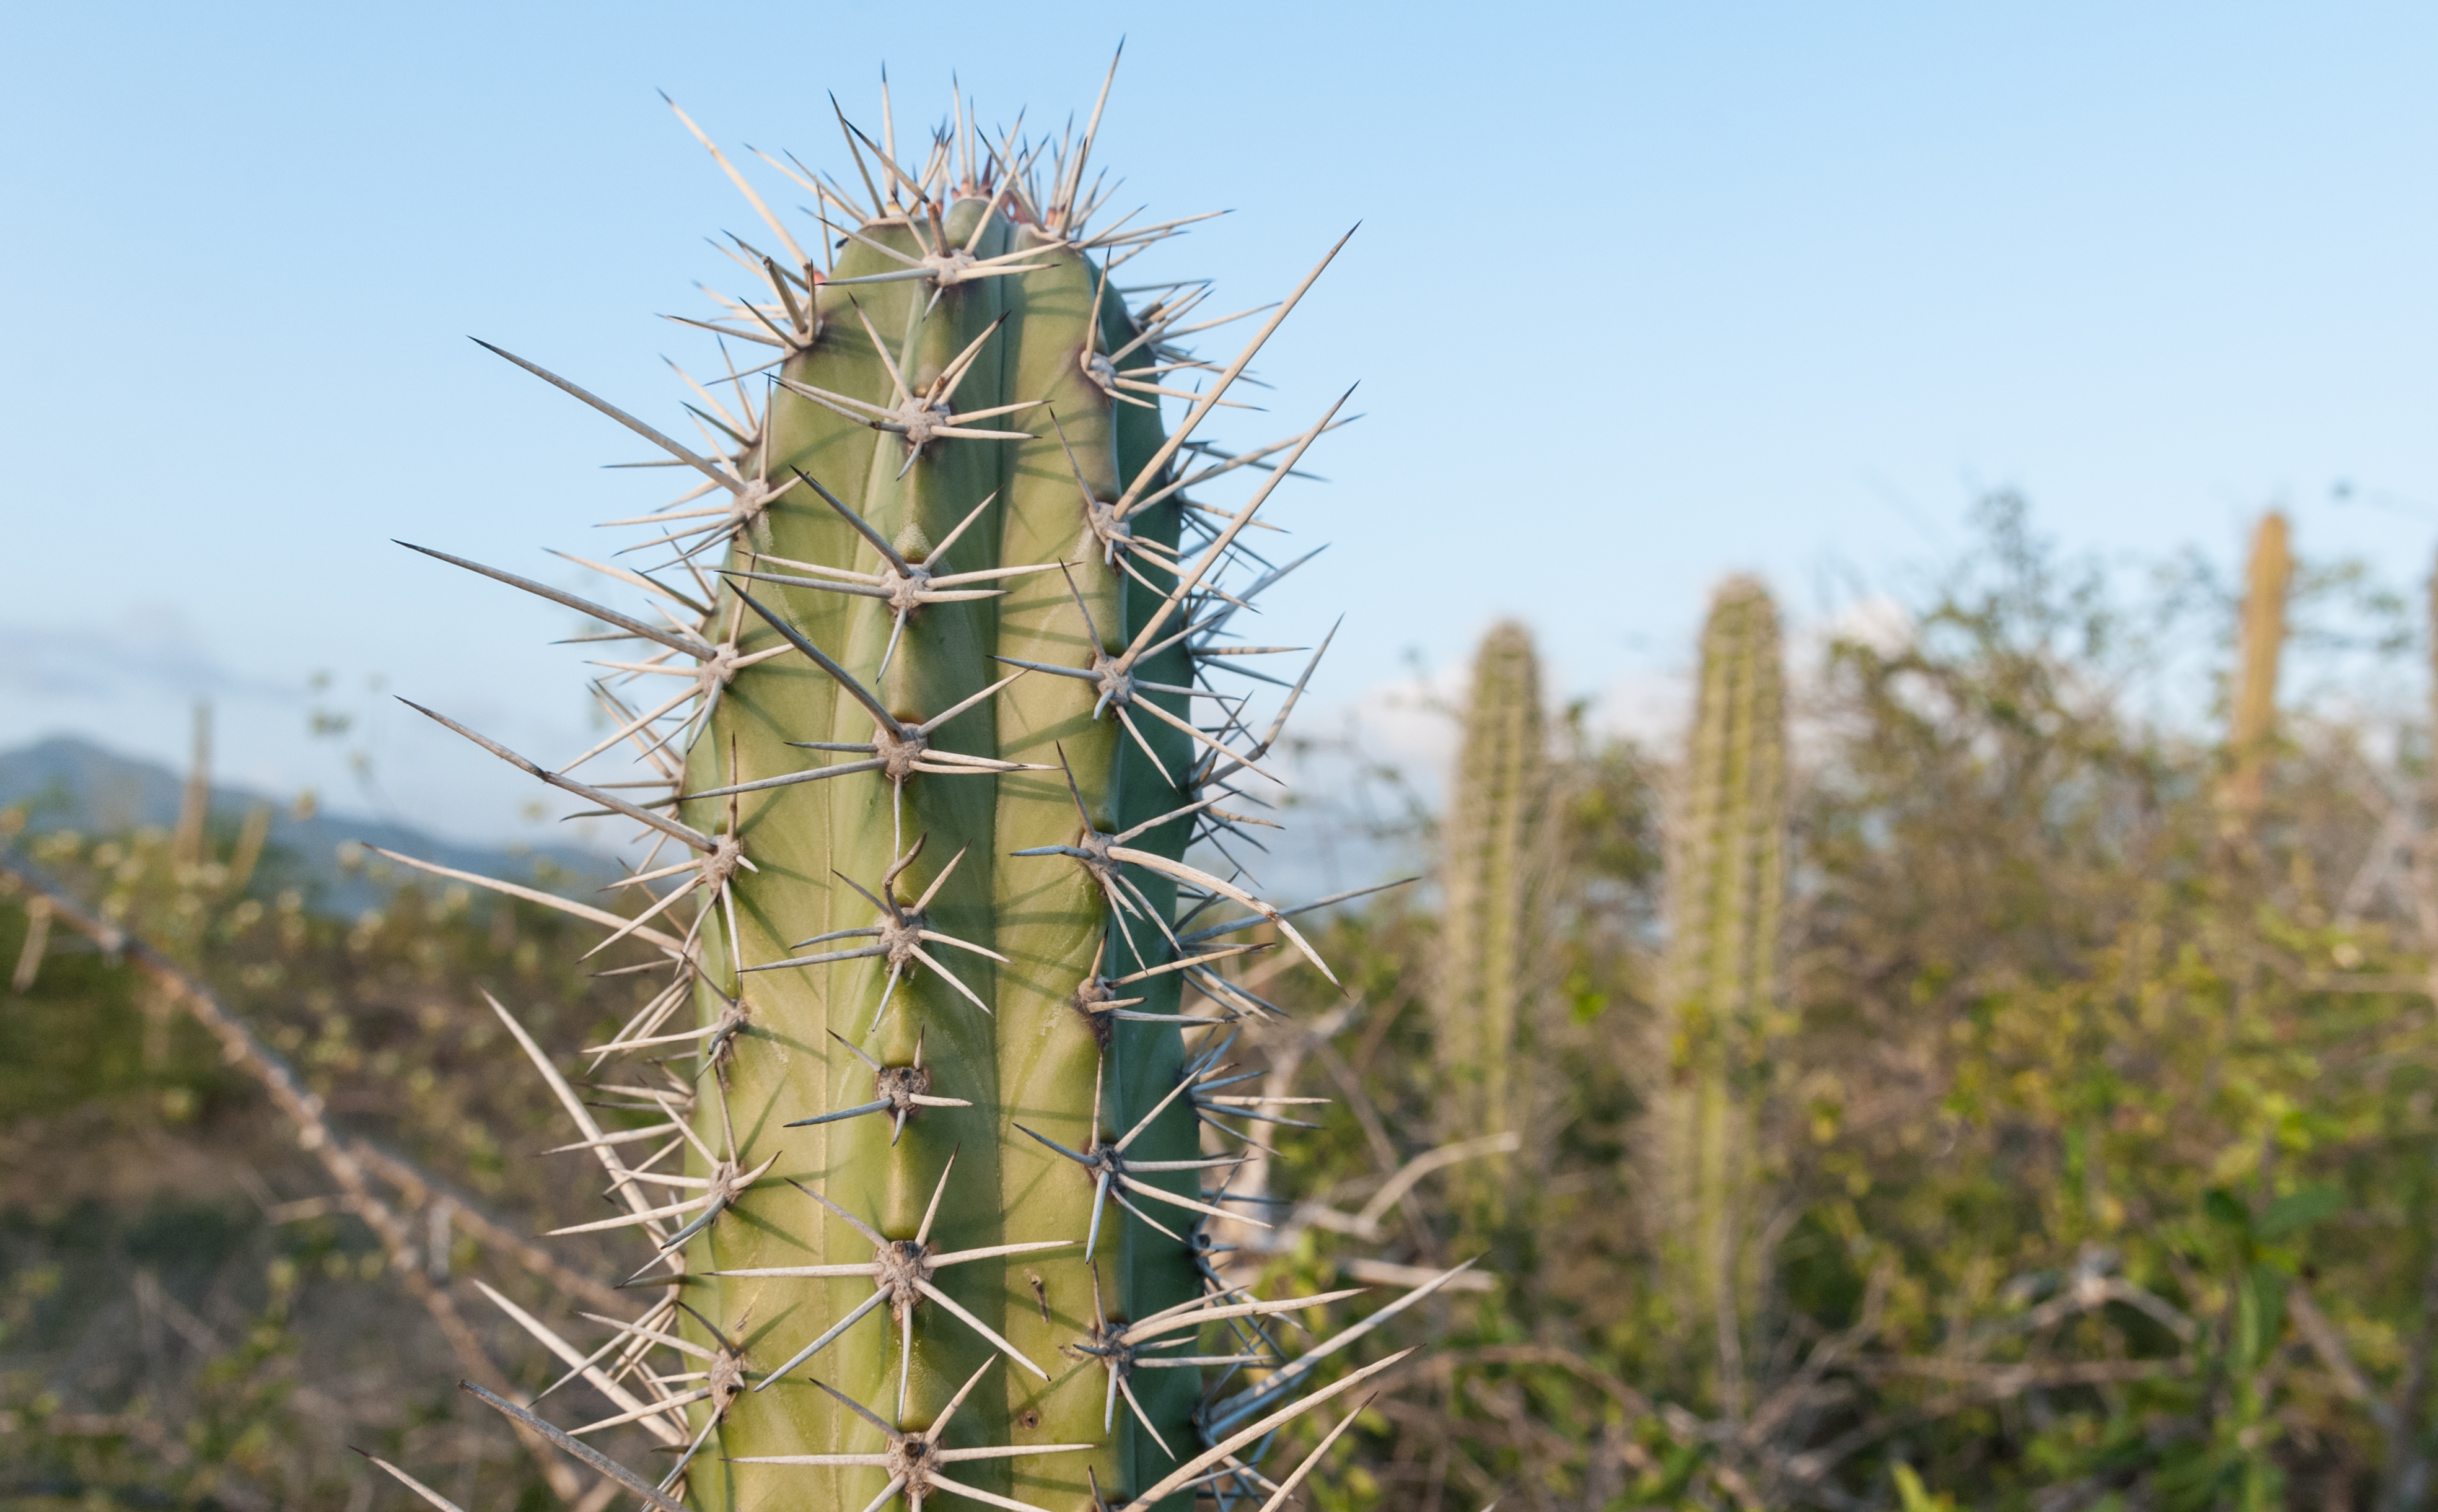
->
<box><xmin>4</xmin><ymin>2</ymin><xmax>2433</xmax><ymax>849</ymax></box>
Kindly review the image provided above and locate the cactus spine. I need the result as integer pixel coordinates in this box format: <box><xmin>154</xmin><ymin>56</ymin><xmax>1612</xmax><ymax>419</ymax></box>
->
<box><xmin>1433</xmin><ymin>621</ymin><xmax>1550</xmax><ymax>1221</ymax></box>
<box><xmin>380</xmin><ymin>69</ymin><xmax>1432</xmax><ymax>1512</ymax></box>
<box><xmin>2223</xmin><ymin>509</ymin><xmax>2291</xmax><ymax>821</ymax></box>
<box><xmin>1656</xmin><ymin>575</ymin><xmax>1786</xmax><ymax>1407</ymax></box>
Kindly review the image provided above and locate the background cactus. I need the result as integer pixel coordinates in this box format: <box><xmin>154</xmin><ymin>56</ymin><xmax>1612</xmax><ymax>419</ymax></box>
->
<box><xmin>1654</xmin><ymin>574</ymin><xmax>1786</xmax><ymax>1409</ymax></box>
<box><xmin>374</xmin><ymin>66</ymin><xmax>1440</xmax><ymax>1512</ymax></box>
<box><xmin>1431</xmin><ymin>621</ymin><xmax>1553</xmax><ymax>1225</ymax></box>
<box><xmin>2222</xmin><ymin>509</ymin><xmax>2292</xmax><ymax>822</ymax></box>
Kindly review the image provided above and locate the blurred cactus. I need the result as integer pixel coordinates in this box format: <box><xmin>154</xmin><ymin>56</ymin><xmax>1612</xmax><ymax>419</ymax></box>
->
<box><xmin>2222</xmin><ymin>510</ymin><xmax>2291</xmax><ymax>821</ymax></box>
<box><xmin>1655</xmin><ymin>575</ymin><xmax>1786</xmax><ymax>1405</ymax></box>
<box><xmin>171</xmin><ymin>704</ymin><xmax>211</xmax><ymax>870</ymax></box>
<box><xmin>1432</xmin><ymin>621</ymin><xmax>1553</xmax><ymax>1221</ymax></box>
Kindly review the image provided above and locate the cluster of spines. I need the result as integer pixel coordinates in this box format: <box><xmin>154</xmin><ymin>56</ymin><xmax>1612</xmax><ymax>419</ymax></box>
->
<box><xmin>1655</xmin><ymin>575</ymin><xmax>1786</xmax><ymax>1410</ymax></box>
<box><xmin>366</xmin><ymin>62</ymin><xmax>1455</xmax><ymax>1512</ymax></box>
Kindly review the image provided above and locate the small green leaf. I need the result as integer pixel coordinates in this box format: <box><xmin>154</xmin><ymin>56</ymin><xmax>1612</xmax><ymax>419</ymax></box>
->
<box><xmin>2203</xmin><ymin>1188</ymin><xmax>2251</xmax><ymax>1232</ymax></box>
<box><xmin>2247</xmin><ymin>1261</ymin><xmax>2288</xmax><ymax>1370</ymax></box>
<box><xmin>1893</xmin><ymin>1463</ymin><xmax>1953</xmax><ymax>1511</ymax></box>
<box><xmin>2258</xmin><ymin>1185</ymin><xmax>2343</xmax><ymax>1239</ymax></box>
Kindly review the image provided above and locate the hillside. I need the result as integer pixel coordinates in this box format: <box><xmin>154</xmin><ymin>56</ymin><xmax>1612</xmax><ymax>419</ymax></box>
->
<box><xmin>0</xmin><ymin>735</ymin><xmax>618</xmax><ymax>914</ymax></box>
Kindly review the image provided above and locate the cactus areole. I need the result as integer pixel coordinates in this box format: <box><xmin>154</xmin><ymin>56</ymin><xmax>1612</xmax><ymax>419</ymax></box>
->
<box><xmin>382</xmin><ymin>61</ymin><xmax>1442</xmax><ymax>1512</ymax></box>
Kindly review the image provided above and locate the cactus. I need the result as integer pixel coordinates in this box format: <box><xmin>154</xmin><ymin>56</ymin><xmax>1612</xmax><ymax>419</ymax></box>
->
<box><xmin>1655</xmin><ymin>575</ymin><xmax>1786</xmax><ymax>1409</ymax></box>
<box><xmin>371</xmin><ymin>66</ymin><xmax>1447</xmax><ymax>1512</ymax></box>
<box><xmin>1432</xmin><ymin>621</ymin><xmax>1551</xmax><ymax>1221</ymax></box>
<box><xmin>2222</xmin><ymin>509</ymin><xmax>2291</xmax><ymax>821</ymax></box>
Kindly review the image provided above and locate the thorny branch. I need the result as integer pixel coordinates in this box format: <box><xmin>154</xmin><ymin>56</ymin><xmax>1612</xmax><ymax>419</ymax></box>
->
<box><xmin>0</xmin><ymin>852</ymin><xmax>594</xmax><ymax>1503</ymax></box>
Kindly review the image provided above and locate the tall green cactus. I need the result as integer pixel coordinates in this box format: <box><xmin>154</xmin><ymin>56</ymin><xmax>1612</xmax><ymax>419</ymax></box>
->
<box><xmin>373</xmin><ymin>68</ymin><xmax>1443</xmax><ymax>1512</ymax></box>
<box><xmin>1656</xmin><ymin>575</ymin><xmax>1786</xmax><ymax>1407</ymax></box>
<box><xmin>1433</xmin><ymin>621</ymin><xmax>1550</xmax><ymax>1220</ymax></box>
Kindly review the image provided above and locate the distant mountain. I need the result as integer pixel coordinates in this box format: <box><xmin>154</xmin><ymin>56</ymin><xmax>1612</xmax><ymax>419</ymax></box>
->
<box><xmin>0</xmin><ymin>735</ymin><xmax>619</xmax><ymax>916</ymax></box>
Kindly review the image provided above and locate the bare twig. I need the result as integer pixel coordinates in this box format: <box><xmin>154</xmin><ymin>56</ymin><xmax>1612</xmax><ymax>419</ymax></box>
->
<box><xmin>351</xmin><ymin>1140</ymin><xmax>625</xmax><ymax>1313</ymax></box>
<box><xmin>0</xmin><ymin>853</ymin><xmax>589</xmax><ymax>1503</ymax></box>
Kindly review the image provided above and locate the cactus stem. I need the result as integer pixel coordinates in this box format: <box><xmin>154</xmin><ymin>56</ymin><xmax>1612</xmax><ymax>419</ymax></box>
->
<box><xmin>723</xmin><ymin>587</ymin><xmax>1041</xmax><ymax>835</ymax></box>
<box><xmin>711</xmin><ymin>1160</ymin><xmax>1066</xmax><ymax>1412</ymax></box>
<box><xmin>718</xmin><ymin>480</ymin><xmax>1068</xmax><ymax>678</ymax></box>
<box><xmin>1064</xmin><ymin>1269</ymin><xmax>1280</xmax><ymax>1456</ymax></box>
<box><xmin>731</xmin><ymin>1362</ymin><xmax>1095</xmax><ymax>1512</ymax></box>
<box><xmin>1007</xmin><ymin>755</ymin><xmax>1216</xmax><ymax>962</ymax></box>
<box><xmin>819</xmin><ymin>240</ymin><xmax>1060</xmax><ymax>295</ymax></box>
<box><xmin>786</xmin><ymin>1029</ymin><xmax>975</xmax><ymax>1143</ymax></box>
<box><xmin>779</xmin><ymin>308</ymin><xmax>1039</xmax><ymax>465</ymax></box>
<box><xmin>1090</xmin><ymin>282</ymin><xmax>1266</xmax><ymax>380</ymax></box>
<box><xmin>739</xmin><ymin>836</ymin><xmax>1003</xmax><ymax>1034</ymax></box>
<box><xmin>1015</xmin><ymin>1063</ymin><xmax>1265</xmax><ymax>1260</ymax></box>
<box><xmin>1040</xmin><ymin>412</ymin><xmax>1185</xmax><ymax>579</ymax></box>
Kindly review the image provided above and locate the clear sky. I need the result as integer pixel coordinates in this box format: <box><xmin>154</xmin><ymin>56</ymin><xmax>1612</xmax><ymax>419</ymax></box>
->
<box><xmin>4</xmin><ymin>2</ymin><xmax>2433</xmax><ymax>849</ymax></box>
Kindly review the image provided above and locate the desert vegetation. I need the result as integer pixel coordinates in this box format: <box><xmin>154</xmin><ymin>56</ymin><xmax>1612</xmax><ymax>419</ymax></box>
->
<box><xmin>6</xmin><ymin>60</ymin><xmax>2437</xmax><ymax>1512</ymax></box>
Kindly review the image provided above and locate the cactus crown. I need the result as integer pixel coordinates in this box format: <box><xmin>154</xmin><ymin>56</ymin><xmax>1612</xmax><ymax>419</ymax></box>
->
<box><xmin>372</xmin><ymin>63</ymin><xmax>1448</xmax><ymax>1512</ymax></box>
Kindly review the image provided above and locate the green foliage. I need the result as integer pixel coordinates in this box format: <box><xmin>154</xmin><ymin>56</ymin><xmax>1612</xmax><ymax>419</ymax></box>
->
<box><xmin>0</xmin><ymin>814</ymin><xmax>669</xmax><ymax>1508</ymax></box>
<box><xmin>1233</xmin><ymin>497</ymin><xmax>2438</xmax><ymax>1510</ymax></box>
